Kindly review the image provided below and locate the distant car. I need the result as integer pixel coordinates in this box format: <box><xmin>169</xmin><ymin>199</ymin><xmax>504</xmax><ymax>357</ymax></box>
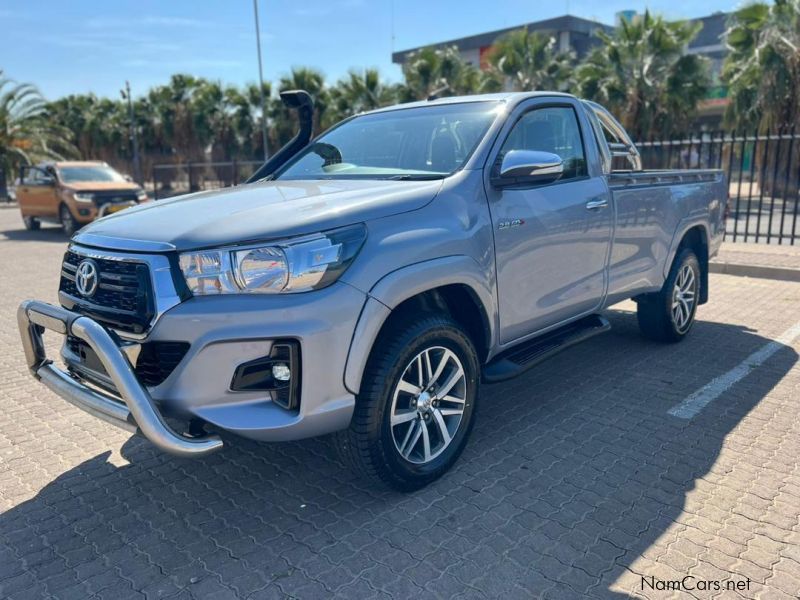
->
<box><xmin>16</xmin><ymin>161</ymin><xmax>148</xmax><ymax>234</ymax></box>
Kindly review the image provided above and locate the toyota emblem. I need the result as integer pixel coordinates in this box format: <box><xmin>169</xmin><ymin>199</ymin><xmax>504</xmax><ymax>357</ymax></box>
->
<box><xmin>75</xmin><ymin>259</ymin><xmax>99</xmax><ymax>297</ymax></box>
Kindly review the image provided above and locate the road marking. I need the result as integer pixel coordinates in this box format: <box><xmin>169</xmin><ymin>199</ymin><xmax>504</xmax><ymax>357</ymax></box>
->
<box><xmin>668</xmin><ymin>320</ymin><xmax>800</xmax><ymax>419</ymax></box>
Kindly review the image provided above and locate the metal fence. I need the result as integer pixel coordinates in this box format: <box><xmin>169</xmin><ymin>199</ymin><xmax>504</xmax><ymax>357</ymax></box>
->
<box><xmin>152</xmin><ymin>130</ymin><xmax>800</xmax><ymax>244</ymax></box>
<box><xmin>637</xmin><ymin>130</ymin><xmax>800</xmax><ymax>244</ymax></box>
<box><xmin>151</xmin><ymin>160</ymin><xmax>262</xmax><ymax>200</ymax></box>
<box><xmin>0</xmin><ymin>167</ymin><xmax>8</xmax><ymax>202</ymax></box>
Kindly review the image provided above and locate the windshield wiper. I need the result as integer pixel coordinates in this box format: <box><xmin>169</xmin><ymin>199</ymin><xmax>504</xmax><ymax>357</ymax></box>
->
<box><xmin>384</xmin><ymin>174</ymin><xmax>446</xmax><ymax>181</ymax></box>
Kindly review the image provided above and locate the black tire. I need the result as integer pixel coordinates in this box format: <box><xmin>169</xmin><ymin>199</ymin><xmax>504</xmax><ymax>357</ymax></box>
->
<box><xmin>23</xmin><ymin>216</ymin><xmax>40</xmax><ymax>231</ymax></box>
<box><xmin>637</xmin><ymin>248</ymin><xmax>701</xmax><ymax>343</ymax></box>
<box><xmin>60</xmin><ymin>204</ymin><xmax>78</xmax><ymax>236</ymax></box>
<box><xmin>339</xmin><ymin>312</ymin><xmax>479</xmax><ymax>491</ymax></box>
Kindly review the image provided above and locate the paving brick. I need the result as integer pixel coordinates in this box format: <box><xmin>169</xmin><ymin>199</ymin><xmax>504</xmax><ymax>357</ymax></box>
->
<box><xmin>1</xmin><ymin>212</ymin><xmax>799</xmax><ymax>599</ymax></box>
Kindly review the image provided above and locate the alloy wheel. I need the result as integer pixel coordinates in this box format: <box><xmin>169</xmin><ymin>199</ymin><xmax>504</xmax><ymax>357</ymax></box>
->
<box><xmin>389</xmin><ymin>346</ymin><xmax>467</xmax><ymax>465</ymax></box>
<box><xmin>671</xmin><ymin>264</ymin><xmax>697</xmax><ymax>333</ymax></box>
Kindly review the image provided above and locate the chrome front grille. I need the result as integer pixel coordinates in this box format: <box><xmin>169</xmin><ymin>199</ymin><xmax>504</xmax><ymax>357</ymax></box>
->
<box><xmin>59</xmin><ymin>249</ymin><xmax>155</xmax><ymax>334</ymax></box>
<box><xmin>57</xmin><ymin>243</ymin><xmax>185</xmax><ymax>339</ymax></box>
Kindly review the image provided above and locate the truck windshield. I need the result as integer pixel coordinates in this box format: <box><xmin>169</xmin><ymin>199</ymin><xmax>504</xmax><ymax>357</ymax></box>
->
<box><xmin>58</xmin><ymin>165</ymin><xmax>126</xmax><ymax>183</ymax></box>
<box><xmin>274</xmin><ymin>101</ymin><xmax>502</xmax><ymax>181</ymax></box>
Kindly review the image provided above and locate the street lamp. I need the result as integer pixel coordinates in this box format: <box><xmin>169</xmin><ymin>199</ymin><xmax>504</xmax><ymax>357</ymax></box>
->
<box><xmin>120</xmin><ymin>81</ymin><xmax>143</xmax><ymax>185</ymax></box>
<box><xmin>253</xmin><ymin>0</ymin><xmax>269</xmax><ymax>161</ymax></box>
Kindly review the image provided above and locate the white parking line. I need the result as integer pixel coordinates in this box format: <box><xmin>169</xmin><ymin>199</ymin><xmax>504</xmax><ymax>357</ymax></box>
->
<box><xmin>668</xmin><ymin>320</ymin><xmax>800</xmax><ymax>419</ymax></box>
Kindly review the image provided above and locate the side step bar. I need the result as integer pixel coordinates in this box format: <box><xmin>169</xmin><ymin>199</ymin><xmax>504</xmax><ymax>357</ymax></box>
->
<box><xmin>482</xmin><ymin>314</ymin><xmax>610</xmax><ymax>383</ymax></box>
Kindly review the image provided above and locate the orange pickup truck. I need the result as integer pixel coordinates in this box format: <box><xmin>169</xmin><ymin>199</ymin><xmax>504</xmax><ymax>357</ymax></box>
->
<box><xmin>17</xmin><ymin>161</ymin><xmax>148</xmax><ymax>234</ymax></box>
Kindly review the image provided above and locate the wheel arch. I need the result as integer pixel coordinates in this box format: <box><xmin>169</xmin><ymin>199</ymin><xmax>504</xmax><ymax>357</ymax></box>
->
<box><xmin>343</xmin><ymin>256</ymin><xmax>497</xmax><ymax>395</ymax></box>
<box><xmin>665</xmin><ymin>222</ymin><xmax>710</xmax><ymax>305</ymax></box>
<box><xmin>58</xmin><ymin>200</ymin><xmax>75</xmax><ymax>221</ymax></box>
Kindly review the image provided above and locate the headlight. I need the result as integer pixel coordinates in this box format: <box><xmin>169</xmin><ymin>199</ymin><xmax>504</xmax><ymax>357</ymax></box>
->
<box><xmin>136</xmin><ymin>190</ymin><xmax>148</xmax><ymax>201</ymax></box>
<box><xmin>73</xmin><ymin>192</ymin><xmax>94</xmax><ymax>203</ymax></box>
<box><xmin>179</xmin><ymin>224</ymin><xmax>366</xmax><ymax>295</ymax></box>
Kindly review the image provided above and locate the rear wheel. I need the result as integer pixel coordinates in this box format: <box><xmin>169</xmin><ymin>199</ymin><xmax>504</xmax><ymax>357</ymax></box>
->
<box><xmin>637</xmin><ymin>248</ymin><xmax>700</xmax><ymax>343</ymax></box>
<box><xmin>60</xmin><ymin>204</ymin><xmax>78</xmax><ymax>236</ymax></box>
<box><xmin>22</xmin><ymin>216</ymin><xmax>40</xmax><ymax>231</ymax></box>
<box><xmin>339</xmin><ymin>313</ymin><xmax>479</xmax><ymax>491</ymax></box>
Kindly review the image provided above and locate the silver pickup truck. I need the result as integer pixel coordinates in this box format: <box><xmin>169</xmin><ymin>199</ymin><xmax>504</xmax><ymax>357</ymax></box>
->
<box><xmin>18</xmin><ymin>91</ymin><xmax>727</xmax><ymax>490</ymax></box>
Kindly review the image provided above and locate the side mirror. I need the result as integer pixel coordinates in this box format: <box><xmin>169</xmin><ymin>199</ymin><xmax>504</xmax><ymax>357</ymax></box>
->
<box><xmin>493</xmin><ymin>150</ymin><xmax>564</xmax><ymax>187</ymax></box>
<box><xmin>124</xmin><ymin>174</ymin><xmax>133</xmax><ymax>182</ymax></box>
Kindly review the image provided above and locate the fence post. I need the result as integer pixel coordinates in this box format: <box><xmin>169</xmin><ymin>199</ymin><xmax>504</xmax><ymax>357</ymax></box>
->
<box><xmin>744</xmin><ymin>129</ymin><xmax>760</xmax><ymax>243</ymax></box>
<box><xmin>152</xmin><ymin>165</ymin><xmax>158</xmax><ymax>200</ymax></box>
<box><xmin>188</xmin><ymin>163</ymin><xmax>195</xmax><ymax>192</ymax></box>
<box><xmin>765</xmin><ymin>127</ymin><xmax>784</xmax><ymax>244</ymax></box>
<box><xmin>754</xmin><ymin>129</ymin><xmax>772</xmax><ymax>243</ymax></box>
<box><xmin>0</xmin><ymin>166</ymin><xmax>7</xmax><ymax>203</ymax></box>
<box><xmin>777</xmin><ymin>127</ymin><xmax>796</xmax><ymax>245</ymax></box>
<box><xmin>791</xmin><ymin>141</ymin><xmax>800</xmax><ymax>246</ymax></box>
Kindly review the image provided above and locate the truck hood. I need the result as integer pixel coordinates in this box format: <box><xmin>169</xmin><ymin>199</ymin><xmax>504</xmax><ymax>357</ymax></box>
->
<box><xmin>74</xmin><ymin>178</ymin><xmax>443</xmax><ymax>252</ymax></box>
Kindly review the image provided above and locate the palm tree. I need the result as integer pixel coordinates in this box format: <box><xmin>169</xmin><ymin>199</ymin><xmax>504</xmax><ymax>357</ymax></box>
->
<box><xmin>399</xmin><ymin>46</ymin><xmax>494</xmax><ymax>102</ymax></box>
<box><xmin>486</xmin><ymin>29</ymin><xmax>575</xmax><ymax>92</ymax></box>
<box><xmin>723</xmin><ymin>0</ymin><xmax>800</xmax><ymax>132</ymax></box>
<box><xmin>723</xmin><ymin>0</ymin><xmax>800</xmax><ymax>198</ymax></box>
<box><xmin>328</xmin><ymin>68</ymin><xmax>397</xmax><ymax>124</ymax></box>
<box><xmin>224</xmin><ymin>83</ymin><xmax>262</xmax><ymax>161</ymax></box>
<box><xmin>0</xmin><ymin>71</ymin><xmax>75</xmax><ymax>193</ymax></box>
<box><xmin>576</xmin><ymin>11</ymin><xmax>710</xmax><ymax>140</ymax></box>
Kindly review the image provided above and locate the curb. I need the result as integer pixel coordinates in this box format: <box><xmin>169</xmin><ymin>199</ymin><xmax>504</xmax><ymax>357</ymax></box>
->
<box><xmin>710</xmin><ymin>261</ymin><xmax>800</xmax><ymax>283</ymax></box>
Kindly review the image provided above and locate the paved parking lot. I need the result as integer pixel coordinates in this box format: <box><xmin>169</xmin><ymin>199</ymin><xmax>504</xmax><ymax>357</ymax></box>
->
<box><xmin>1</xmin><ymin>208</ymin><xmax>799</xmax><ymax>599</ymax></box>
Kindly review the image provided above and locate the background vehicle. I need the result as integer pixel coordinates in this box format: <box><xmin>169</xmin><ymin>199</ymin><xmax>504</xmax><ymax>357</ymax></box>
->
<box><xmin>16</xmin><ymin>161</ymin><xmax>148</xmax><ymax>234</ymax></box>
<box><xmin>18</xmin><ymin>92</ymin><xmax>727</xmax><ymax>491</ymax></box>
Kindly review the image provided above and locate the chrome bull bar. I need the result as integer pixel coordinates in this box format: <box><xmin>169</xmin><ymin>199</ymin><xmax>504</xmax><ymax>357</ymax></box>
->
<box><xmin>17</xmin><ymin>299</ymin><xmax>223</xmax><ymax>457</ymax></box>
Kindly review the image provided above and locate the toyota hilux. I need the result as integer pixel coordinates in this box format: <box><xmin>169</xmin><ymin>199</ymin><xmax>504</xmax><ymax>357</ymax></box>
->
<box><xmin>18</xmin><ymin>91</ymin><xmax>727</xmax><ymax>490</ymax></box>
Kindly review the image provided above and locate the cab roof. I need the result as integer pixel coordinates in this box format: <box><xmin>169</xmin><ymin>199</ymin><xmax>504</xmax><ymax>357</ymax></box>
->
<box><xmin>365</xmin><ymin>91</ymin><xmax>577</xmax><ymax>115</ymax></box>
<box><xmin>39</xmin><ymin>160</ymin><xmax>110</xmax><ymax>168</ymax></box>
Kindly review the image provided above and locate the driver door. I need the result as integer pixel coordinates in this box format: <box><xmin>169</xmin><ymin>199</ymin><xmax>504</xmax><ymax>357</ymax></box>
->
<box><xmin>486</xmin><ymin>103</ymin><xmax>612</xmax><ymax>345</ymax></box>
<box><xmin>19</xmin><ymin>167</ymin><xmax>58</xmax><ymax>217</ymax></box>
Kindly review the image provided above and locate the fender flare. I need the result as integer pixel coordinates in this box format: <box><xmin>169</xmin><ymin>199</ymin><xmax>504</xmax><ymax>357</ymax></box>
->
<box><xmin>343</xmin><ymin>255</ymin><xmax>497</xmax><ymax>395</ymax></box>
<box><xmin>663</xmin><ymin>218</ymin><xmax>710</xmax><ymax>277</ymax></box>
<box><xmin>663</xmin><ymin>218</ymin><xmax>710</xmax><ymax>303</ymax></box>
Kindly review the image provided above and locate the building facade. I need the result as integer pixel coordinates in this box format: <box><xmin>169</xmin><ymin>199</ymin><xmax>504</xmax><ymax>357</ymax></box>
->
<box><xmin>392</xmin><ymin>11</ymin><xmax>730</xmax><ymax>128</ymax></box>
<box><xmin>391</xmin><ymin>15</ymin><xmax>614</xmax><ymax>70</ymax></box>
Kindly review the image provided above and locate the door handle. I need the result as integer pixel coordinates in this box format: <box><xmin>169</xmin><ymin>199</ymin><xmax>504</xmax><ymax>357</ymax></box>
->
<box><xmin>586</xmin><ymin>198</ymin><xmax>608</xmax><ymax>210</ymax></box>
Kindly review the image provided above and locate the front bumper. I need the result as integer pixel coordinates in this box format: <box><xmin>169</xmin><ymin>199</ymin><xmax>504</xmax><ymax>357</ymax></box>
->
<box><xmin>73</xmin><ymin>200</ymin><xmax>138</xmax><ymax>223</ymax></box>
<box><xmin>17</xmin><ymin>300</ymin><xmax>222</xmax><ymax>457</ymax></box>
<box><xmin>18</xmin><ymin>279</ymin><xmax>366</xmax><ymax>452</ymax></box>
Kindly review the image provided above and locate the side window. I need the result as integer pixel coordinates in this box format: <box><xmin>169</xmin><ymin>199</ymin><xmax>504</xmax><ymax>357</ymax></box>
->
<box><xmin>24</xmin><ymin>168</ymin><xmax>43</xmax><ymax>185</ymax></box>
<box><xmin>499</xmin><ymin>106</ymin><xmax>588</xmax><ymax>180</ymax></box>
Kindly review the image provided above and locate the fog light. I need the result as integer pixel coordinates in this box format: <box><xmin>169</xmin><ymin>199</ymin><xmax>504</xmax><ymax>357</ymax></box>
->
<box><xmin>272</xmin><ymin>363</ymin><xmax>291</xmax><ymax>381</ymax></box>
<box><xmin>230</xmin><ymin>340</ymin><xmax>301</xmax><ymax>411</ymax></box>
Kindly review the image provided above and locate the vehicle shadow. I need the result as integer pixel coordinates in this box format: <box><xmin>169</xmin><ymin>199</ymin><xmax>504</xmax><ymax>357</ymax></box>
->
<box><xmin>1</xmin><ymin>310</ymin><xmax>796</xmax><ymax>598</ymax></box>
<box><xmin>0</xmin><ymin>225</ymin><xmax>70</xmax><ymax>244</ymax></box>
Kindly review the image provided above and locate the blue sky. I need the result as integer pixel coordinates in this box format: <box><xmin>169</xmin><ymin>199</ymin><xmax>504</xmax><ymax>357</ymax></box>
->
<box><xmin>1</xmin><ymin>0</ymin><xmax>738</xmax><ymax>101</ymax></box>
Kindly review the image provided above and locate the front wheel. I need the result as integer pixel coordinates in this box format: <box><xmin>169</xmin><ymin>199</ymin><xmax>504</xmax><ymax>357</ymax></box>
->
<box><xmin>339</xmin><ymin>313</ymin><xmax>479</xmax><ymax>491</ymax></box>
<box><xmin>60</xmin><ymin>204</ymin><xmax>78</xmax><ymax>236</ymax></box>
<box><xmin>637</xmin><ymin>248</ymin><xmax>700</xmax><ymax>343</ymax></box>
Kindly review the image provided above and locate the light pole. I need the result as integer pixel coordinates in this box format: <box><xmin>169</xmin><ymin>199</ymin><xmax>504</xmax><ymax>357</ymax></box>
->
<box><xmin>121</xmin><ymin>81</ymin><xmax>142</xmax><ymax>184</ymax></box>
<box><xmin>253</xmin><ymin>0</ymin><xmax>269</xmax><ymax>161</ymax></box>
